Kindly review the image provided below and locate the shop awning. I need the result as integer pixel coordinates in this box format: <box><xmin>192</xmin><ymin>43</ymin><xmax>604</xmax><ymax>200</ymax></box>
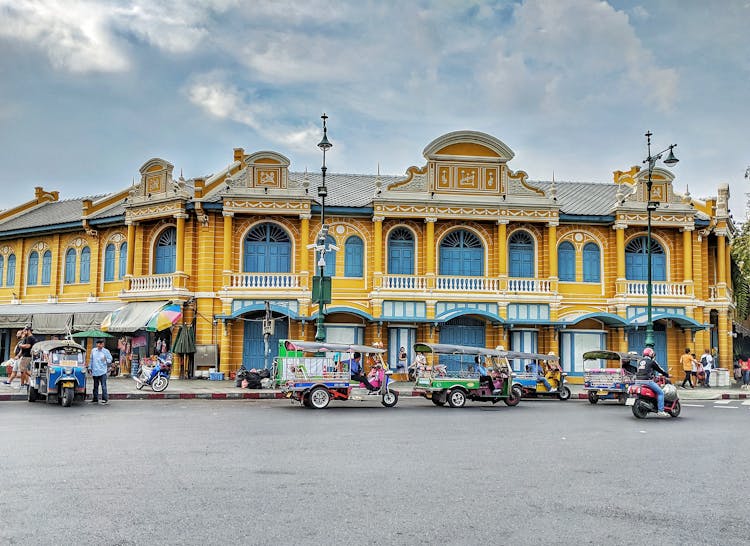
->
<box><xmin>0</xmin><ymin>302</ymin><xmax>122</xmax><ymax>333</ymax></box>
<box><xmin>557</xmin><ymin>312</ymin><xmax>629</xmax><ymax>328</ymax></box>
<box><xmin>629</xmin><ymin>312</ymin><xmax>708</xmax><ymax>331</ymax></box>
<box><xmin>101</xmin><ymin>301</ymin><xmax>169</xmax><ymax>333</ymax></box>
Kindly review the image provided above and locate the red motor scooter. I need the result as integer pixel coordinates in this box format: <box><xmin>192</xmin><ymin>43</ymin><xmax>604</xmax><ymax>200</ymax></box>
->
<box><xmin>626</xmin><ymin>375</ymin><xmax>680</xmax><ymax>418</ymax></box>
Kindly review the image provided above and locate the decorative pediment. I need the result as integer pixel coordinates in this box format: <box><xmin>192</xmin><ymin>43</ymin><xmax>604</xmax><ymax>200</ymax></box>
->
<box><xmin>128</xmin><ymin>158</ymin><xmax>191</xmax><ymax>205</ymax></box>
<box><xmin>423</xmin><ymin>131</ymin><xmax>514</xmax><ymax>162</ymax></box>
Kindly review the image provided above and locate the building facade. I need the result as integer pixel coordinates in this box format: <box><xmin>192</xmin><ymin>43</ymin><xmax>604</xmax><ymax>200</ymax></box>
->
<box><xmin>0</xmin><ymin>131</ymin><xmax>737</xmax><ymax>379</ymax></box>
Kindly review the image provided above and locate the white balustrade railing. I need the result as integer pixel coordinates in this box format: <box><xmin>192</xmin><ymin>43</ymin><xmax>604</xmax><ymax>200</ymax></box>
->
<box><xmin>507</xmin><ymin>278</ymin><xmax>551</xmax><ymax>293</ymax></box>
<box><xmin>379</xmin><ymin>275</ymin><xmax>428</xmax><ymax>291</ymax></box>
<box><xmin>435</xmin><ymin>276</ymin><xmax>501</xmax><ymax>292</ymax></box>
<box><xmin>229</xmin><ymin>273</ymin><xmax>300</xmax><ymax>289</ymax></box>
<box><xmin>626</xmin><ymin>281</ymin><xmax>688</xmax><ymax>297</ymax></box>
<box><xmin>128</xmin><ymin>275</ymin><xmax>174</xmax><ymax>292</ymax></box>
<box><xmin>709</xmin><ymin>286</ymin><xmax>717</xmax><ymax>300</ymax></box>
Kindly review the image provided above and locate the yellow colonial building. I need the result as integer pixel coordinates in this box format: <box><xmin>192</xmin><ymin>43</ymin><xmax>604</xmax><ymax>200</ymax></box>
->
<box><xmin>0</xmin><ymin>131</ymin><xmax>738</xmax><ymax>379</ymax></box>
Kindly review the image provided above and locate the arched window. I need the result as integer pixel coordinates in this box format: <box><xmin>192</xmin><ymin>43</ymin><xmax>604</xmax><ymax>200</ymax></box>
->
<box><xmin>64</xmin><ymin>248</ymin><xmax>77</xmax><ymax>284</ymax></box>
<box><xmin>7</xmin><ymin>254</ymin><xmax>15</xmax><ymax>286</ymax></box>
<box><xmin>104</xmin><ymin>244</ymin><xmax>115</xmax><ymax>282</ymax></box>
<box><xmin>0</xmin><ymin>255</ymin><xmax>4</xmax><ymax>287</ymax></box>
<box><xmin>344</xmin><ymin>236</ymin><xmax>363</xmax><ymax>277</ymax></box>
<box><xmin>243</xmin><ymin>223</ymin><xmax>291</xmax><ymax>273</ymax></box>
<box><xmin>80</xmin><ymin>247</ymin><xmax>91</xmax><ymax>283</ymax></box>
<box><xmin>625</xmin><ymin>236</ymin><xmax>665</xmax><ymax>281</ymax></box>
<box><xmin>41</xmin><ymin>250</ymin><xmax>52</xmax><ymax>285</ymax></box>
<box><xmin>509</xmin><ymin>230</ymin><xmax>534</xmax><ymax>278</ymax></box>
<box><xmin>558</xmin><ymin>242</ymin><xmax>575</xmax><ymax>282</ymax></box>
<box><xmin>28</xmin><ymin>251</ymin><xmax>39</xmax><ymax>286</ymax></box>
<box><xmin>583</xmin><ymin>242</ymin><xmax>601</xmax><ymax>282</ymax></box>
<box><xmin>388</xmin><ymin>228</ymin><xmax>414</xmax><ymax>275</ymax></box>
<box><xmin>315</xmin><ymin>235</ymin><xmax>337</xmax><ymax>277</ymax></box>
<box><xmin>118</xmin><ymin>243</ymin><xmax>128</xmax><ymax>280</ymax></box>
<box><xmin>439</xmin><ymin>229</ymin><xmax>483</xmax><ymax>276</ymax></box>
<box><xmin>154</xmin><ymin>227</ymin><xmax>177</xmax><ymax>274</ymax></box>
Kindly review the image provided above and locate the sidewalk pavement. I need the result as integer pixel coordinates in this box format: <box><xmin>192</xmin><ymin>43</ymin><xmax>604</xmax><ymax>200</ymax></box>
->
<box><xmin>1</xmin><ymin>376</ymin><xmax>748</xmax><ymax>402</ymax></box>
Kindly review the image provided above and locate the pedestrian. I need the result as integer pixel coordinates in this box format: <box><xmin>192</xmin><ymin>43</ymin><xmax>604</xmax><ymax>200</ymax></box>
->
<box><xmin>89</xmin><ymin>338</ymin><xmax>113</xmax><ymax>404</ymax></box>
<box><xmin>740</xmin><ymin>355</ymin><xmax>750</xmax><ymax>390</ymax></box>
<box><xmin>680</xmin><ymin>347</ymin><xmax>694</xmax><ymax>388</ymax></box>
<box><xmin>700</xmin><ymin>348</ymin><xmax>714</xmax><ymax>388</ymax></box>
<box><xmin>2</xmin><ymin>330</ymin><xmax>24</xmax><ymax>387</ymax></box>
<box><xmin>17</xmin><ymin>325</ymin><xmax>37</xmax><ymax>389</ymax></box>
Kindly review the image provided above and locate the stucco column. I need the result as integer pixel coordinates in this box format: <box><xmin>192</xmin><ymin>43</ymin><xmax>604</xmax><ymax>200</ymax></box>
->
<box><xmin>682</xmin><ymin>227</ymin><xmax>693</xmax><ymax>282</ymax></box>
<box><xmin>718</xmin><ymin>309</ymin><xmax>730</xmax><ymax>370</ymax></box>
<box><xmin>425</xmin><ymin>217</ymin><xmax>436</xmax><ymax>275</ymax></box>
<box><xmin>497</xmin><ymin>220</ymin><xmax>508</xmax><ymax>277</ymax></box>
<box><xmin>373</xmin><ymin>216</ymin><xmax>384</xmax><ymax>275</ymax></box>
<box><xmin>219</xmin><ymin>320</ymin><xmax>232</xmax><ymax>373</ymax></box>
<box><xmin>126</xmin><ymin>221</ymin><xmax>135</xmax><ymax>276</ymax></box>
<box><xmin>175</xmin><ymin>213</ymin><xmax>187</xmax><ymax>273</ymax></box>
<box><xmin>223</xmin><ymin>212</ymin><xmax>233</xmax><ymax>274</ymax></box>
<box><xmin>615</xmin><ymin>224</ymin><xmax>626</xmax><ymax>279</ymax></box>
<box><xmin>717</xmin><ymin>232</ymin><xmax>727</xmax><ymax>286</ymax></box>
<box><xmin>548</xmin><ymin>222</ymin><xmax>558</xmax><ymax>279</ymax></box>
<box><xmin>300</xmin><ymin>214</ymin><xmax>310</xmax><ymax>274</ymax></box>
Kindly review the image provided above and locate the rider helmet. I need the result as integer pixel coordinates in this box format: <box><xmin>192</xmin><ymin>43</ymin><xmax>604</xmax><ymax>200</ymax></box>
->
<box><xmin>642</xmin><ymin>347</ymin><xmax>655</xmax><ymax>358</ymax></box>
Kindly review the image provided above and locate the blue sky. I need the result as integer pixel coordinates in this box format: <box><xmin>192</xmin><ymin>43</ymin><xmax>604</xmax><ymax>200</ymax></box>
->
<box><xmin>0</xmin><ymin>0</ymin><xmax>748</xmax><ymax>218</ymax></box>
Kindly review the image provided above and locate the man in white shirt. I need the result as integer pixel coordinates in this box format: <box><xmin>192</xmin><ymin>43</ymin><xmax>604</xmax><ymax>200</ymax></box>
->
<box><xmin>700</xmin><ymin>348</ymin><xmax>714</xmax><ymax>388</ymax></box>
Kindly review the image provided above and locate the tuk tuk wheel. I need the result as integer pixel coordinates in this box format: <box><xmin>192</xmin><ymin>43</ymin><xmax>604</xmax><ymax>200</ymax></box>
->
<box><xmin>587</xmin><ymin>391</ymin><xmax>599</xmax><ymax>404</ymax></box>
<box><xmin>557</xmin><ymin>386</ymin><xmax>571</xmax><ymax>401</ymax></box>
<box><xmin>447</xmin><ymin>388</ymin><xmax>467</xmax><ymax>408</ymax></box>
<box><xmin>61</xmin><ymin>386</ymin><xmax>74</xmax><ymax>407</ymax></box>
<box><xmin>308</xmin><ymin>386</ymin><xmax>331</xmax><ymax>409</ymax></box>
<box><xmin>504</xmin><ymin>386</ymin><xmax>521</xmax><ymax>406</ymax></box>
<box><xmin>302</xmin><ymin>393</ymin><xmax>313</xmax><ymax>407</ymax></box>
<box><xmin>381</xmin><ymin>390</ymin><xmax>399</xmax><ymax>408</ymax></box>
<box><xmin>617</xmin><ymin>393</ymin><xmax>628</xmax><ymax>405</ymax></box>
<box><xmin>431</xmin><ymin>397</ymin><xmax>446</xmax><ymax>406</ymax></box>
<box><xmin>27</xmin><ymin>386</ymin><xmax>38</xmax><ymax>403</ymax></box>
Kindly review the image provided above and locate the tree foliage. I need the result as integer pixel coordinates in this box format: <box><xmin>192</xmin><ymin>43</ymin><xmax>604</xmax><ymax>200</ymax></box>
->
<box><xmin>731</xmin><ymin>222</ymin><xmax>750</xmax><ymax>321</ymax></box>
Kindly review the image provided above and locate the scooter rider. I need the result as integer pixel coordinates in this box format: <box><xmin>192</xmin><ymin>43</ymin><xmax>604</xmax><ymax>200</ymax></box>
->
<box><xmin>636</xmin><ymin>347</ymin><xmax>670</xmax><ymax>416</ymax></box>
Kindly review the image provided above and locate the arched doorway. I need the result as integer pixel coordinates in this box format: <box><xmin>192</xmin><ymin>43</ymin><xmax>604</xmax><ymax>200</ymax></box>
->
<box><xmin>439</xmin><ymin>316</ymin><xmax>485</xmax><ymax>372</ymax></box>
<box><xmin>242</xmin><ymin>313</ymin><xmax>289</xmax><ymax>369</ymax></box>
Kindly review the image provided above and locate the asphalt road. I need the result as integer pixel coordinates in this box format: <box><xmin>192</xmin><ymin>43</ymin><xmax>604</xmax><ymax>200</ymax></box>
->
<box><xmin>1</xmin><ymin>397</ymin><xmax>748</xmax><ymax>545</ymax></box>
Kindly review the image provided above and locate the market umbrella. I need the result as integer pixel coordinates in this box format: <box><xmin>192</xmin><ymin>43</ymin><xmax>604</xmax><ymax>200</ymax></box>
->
<box><xmin>71</xmin><ymin>329</ymin><xmax>114</xmax><ymax>339</ymax></box>
<box><xmin>145</xmin><ymin>303</ymin><xmax>183</xmax><ymax>332</ymax></box>
<box><xmin>172</xmin><ymin>324</ymin><xmax>196</xmax><ymax>354</ymax></box>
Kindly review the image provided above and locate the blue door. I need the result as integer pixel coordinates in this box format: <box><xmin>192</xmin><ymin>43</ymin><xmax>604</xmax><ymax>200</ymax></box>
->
<box><xmin>243</xmin><ymin>318</ymin><xmax>289</xmax><ymax>370</ymax></box>
<box><xmin>509</xmin><ymin>231</ymin><xmax>534</xmax><ymax>277</ymax></box>
<box><xmin>628</xmin><ymin>330</ymin><xmax>667</xmax><ymax>370</ymax></box>
<box><xmin>244</xmin><ymin>223</ymin><xmax>291</xmax><ymax>273</ymax></box>
<box><xmin>388</xmin><ymin>228</ymin><xmax>414</xmax><ymax>274</ymax></box>
<box><xmin>439</xmin><ymin>317</ymin><xmax>485</xmax><ymax>372</ymax></box>
<box><xmin>439</xmin><ymin>230</ymin><xmax>483</xmax><ymax>276</ymax></box>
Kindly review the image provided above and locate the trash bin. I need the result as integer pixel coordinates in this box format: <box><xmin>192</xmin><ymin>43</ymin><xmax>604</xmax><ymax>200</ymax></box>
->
<box><xmin>710</xmin><ymin>368</ymin><xmax>729</xmax><ymax>387</ymax></box>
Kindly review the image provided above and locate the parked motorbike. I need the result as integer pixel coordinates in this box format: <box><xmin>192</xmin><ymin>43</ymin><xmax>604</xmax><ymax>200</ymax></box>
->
<box><xmin>134</xmin><ymin>356</ymin><xmax>171</xmax><ymax>392</ymax></box>
<box><xmin>626</xmin><ymin>375</ymin><xmax>680</xmax><ymax>418</ymax></box>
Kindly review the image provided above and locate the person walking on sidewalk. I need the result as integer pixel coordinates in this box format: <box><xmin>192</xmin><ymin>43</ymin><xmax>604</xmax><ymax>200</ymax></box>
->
<box><xmin>17</xmin><ymin>326</ymin><xmax>37</xmax><ymax>389</ymax></box>
<box><xmin>2</xmin><ymin>330</ymin><xmax>24</xmax><ymax>387</ymax></box>
<box><xmin>740</xmin><ymin>355</ymin><xmax>750</xmax><ymax>389</ymax></box>
<box><xmin>700</xmin><ymin>348</ymin><xmax>714</xmax><ymax>388</ymax></box>
<box><xmin>89</xmin><ymin>339</ymin><xmax>113</xmax><ymax>404</ymax></box>
<box><xmin>680</xmin><ymin>348</ymin><xmax>694</xmax><ymax>388</ymax></box>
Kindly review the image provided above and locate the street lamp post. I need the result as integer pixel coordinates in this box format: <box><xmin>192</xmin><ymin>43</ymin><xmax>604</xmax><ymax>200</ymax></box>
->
<box><xmin>314</xmin><ymin>113</ymin><xmax>333</xmax><ymax>342</ymax></box>
<box><xmin>643</xmin><ymin>131</ymin><xmax>679</xmax><ymax>348</ymax></box>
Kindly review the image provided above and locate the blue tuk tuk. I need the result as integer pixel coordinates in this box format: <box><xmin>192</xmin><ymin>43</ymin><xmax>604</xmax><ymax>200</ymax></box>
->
<box><xmin>27</xmin><ymin>340</ymin><xmax>87</xmax><ymax>407</ymax></box>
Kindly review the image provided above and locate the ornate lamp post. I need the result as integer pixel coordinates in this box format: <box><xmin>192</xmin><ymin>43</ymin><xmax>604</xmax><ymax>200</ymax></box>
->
<box><xmin>314</xmin><ymin>114</ymin><xmax>333</xmax><ymax>342</ymax></box>
<box><xmin>643</xmin><ymin>131</ymin><xmax>679</xmax><ymax>348</ymax></box>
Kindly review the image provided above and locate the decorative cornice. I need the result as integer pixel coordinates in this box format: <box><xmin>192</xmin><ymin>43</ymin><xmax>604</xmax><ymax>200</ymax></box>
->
<box><xmin>223</xmin><ymin>199</ymin><xmax>310</xmax><ymax>215</ymax></box>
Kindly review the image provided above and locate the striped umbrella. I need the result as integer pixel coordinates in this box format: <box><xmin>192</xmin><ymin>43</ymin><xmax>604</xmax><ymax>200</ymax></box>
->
<box><xmin>145</xmin><ymin>303</ymin><xmax>183</xmax><ymax>332</ymax></box>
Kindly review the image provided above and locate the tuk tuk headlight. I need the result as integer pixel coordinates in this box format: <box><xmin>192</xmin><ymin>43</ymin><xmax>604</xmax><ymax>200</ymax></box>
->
<box><xmin>64</xmin><ymin>367</ymin><xmax>73</xmax><ymax>375</ymax></box>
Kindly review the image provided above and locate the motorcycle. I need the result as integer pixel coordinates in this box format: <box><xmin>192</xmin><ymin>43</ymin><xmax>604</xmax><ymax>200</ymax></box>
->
<box><xmin>134</xmin><ymin>356</ymin><xmax>171</xmax><ymax>392</ymax></box>
<box><xmin>626</xmin><ymin>375</ymin><xmax>680</xmax><ymax>418</ymax></box>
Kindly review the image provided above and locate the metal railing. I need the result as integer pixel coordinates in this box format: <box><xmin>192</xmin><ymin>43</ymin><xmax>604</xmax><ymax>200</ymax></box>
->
<box><xmin>228</xmin><ymin>273</ymin><xmax>300</xmax><ymax>289</ymax></box>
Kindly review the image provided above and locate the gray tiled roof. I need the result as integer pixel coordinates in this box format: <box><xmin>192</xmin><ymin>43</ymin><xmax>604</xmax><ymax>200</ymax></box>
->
<box><xmin>288</xmin><ymin>172</ymin><xmax>402</xmax><ymax>207</ymax></box>
<box><xmin>534</xmin><ymin>181</ymin><xmax>618</xmax><ymax>216</ymax></box>
<box><xmin>0</xmin><ymin>198</ymin><xmax>90</xmax><ymax>232</ymax></box>
<box><xmin>88</xmin><ymin>201</ymin><xmax>126</xmax><ymax>220</ymax></box>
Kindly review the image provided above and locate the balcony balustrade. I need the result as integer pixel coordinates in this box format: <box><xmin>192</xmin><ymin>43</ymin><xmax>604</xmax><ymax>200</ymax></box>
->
<box><xmin>228</xmin><ymin>273</ymin><xmax>301</xmax><ymax>290</ymax></box>
<box><xmin>626</xmin><ymin>281</ymin><xmax>690</xmax><ymax>297</ymax></box>
<box><xmin>128</xmin><ymin>274</ymin><xmax>174</xmax><ymax>292</ymax></box>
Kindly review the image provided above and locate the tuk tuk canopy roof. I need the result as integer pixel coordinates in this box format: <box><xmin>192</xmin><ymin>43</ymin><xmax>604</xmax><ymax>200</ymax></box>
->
<box><xmin>284</xmin><ymin>340</ymin><xmax>386</xmax><ymax>354</ymax></box>
<box><xmin>413</xmin><ymin>342</ymin><xmax>559</xmax><ymax>361</ymax></box>
<box><xmin>583</xmin><ymin>350</ymin><xmax>639</xmax><ymax>362</ymax></box>
<box><xmin>31</xmin><ymin>340</ymin><xmax>85</xmax><ymax>355</ymax></box>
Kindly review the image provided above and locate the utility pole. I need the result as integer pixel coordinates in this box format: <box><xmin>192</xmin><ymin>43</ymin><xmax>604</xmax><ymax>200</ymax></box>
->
<box><xmin>262</xmin><ymin>300</ymin><xmax>273</xmax><ymax>369</ymax></box>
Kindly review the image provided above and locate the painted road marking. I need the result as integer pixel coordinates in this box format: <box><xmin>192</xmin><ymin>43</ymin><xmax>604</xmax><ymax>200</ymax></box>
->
<box><xmin>682</xmin><ymin>403</ymin><xmax>705</xmax><ymax>407</ymax></box>
<box><xmin>742</xmin><ymin>401</ymin><xmax>750</xmax><ymax>406</ymax></box>
<box><xmin>714</xmin><ymin>406</ymin><xmax>738</xmax><ymax>409</ymax></box>
<box><xmin>714</xmin><ymin>400</ymin><xmax>732</xmax><ymax>404</ymax></box>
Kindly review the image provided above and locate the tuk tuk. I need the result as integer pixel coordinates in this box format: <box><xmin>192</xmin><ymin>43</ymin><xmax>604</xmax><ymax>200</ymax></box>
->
<box><xmin>275</xmin><ymin>340</ymin><xmax>399</xmax><ymax>409</ymax></box>
<box><xmin>511</xmin><ymin>351</ymin><xmax>571</xmax><ymax>400</ymax></box>
<box><xmin>27</xmin><ymin>340</ymin><xmax>87</xmax><ymax>407</ymax></box>
<box><xmin>582</xmin><ymin>350</ymin><xmax>638</xmax><ymax>404</ymax></box>
<box><xmin>411</xmin><ymin>343</ymin><xmax>520</xmax><ymax>408</ymax></box>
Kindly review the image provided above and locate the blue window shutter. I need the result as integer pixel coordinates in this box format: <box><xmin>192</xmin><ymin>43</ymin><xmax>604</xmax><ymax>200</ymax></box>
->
<box><xmin>155</xmin><ymin>227</ymin><xmax>177</xmax><ymax>274</ymax></box>
<box><xmin>317</xmin><ymin>235</ymin><xmax>337</xmax><ymax>277</ymax></box>
<box><xmin>41</xmin><ymin>251</ymin><xmax>52</xmax><ymax>285</ymax></box>
<box><xmin>344</xmin><ymin>236</ymin><xmax>363</xmax><ymax>277</ymax></box>
<box><xmin>583</xmin><ymin>242</ymin><xmax>600</xmax><ymax>282</ymax></box>
<box><xmin>28</xmin><ymin>252</ymin><xmax>38</xmax><ymax>286</ymax></box>
<box><xmin>388</xmin><ymin>228</ymin><xmax>414</xmax><ymax>275</ymax></box>
<box><xmin>439</xmin><ymin>230</ymin><xmax>484</xmax><ymax>277</ymax></box>
<box><xmin>64</xmin><ymin>249</ymin><xmax>77</xmax><ymax>284</ymax></box>
<box><xmin>625</xmin><ymin>236</ymin><xmax>665</xmax><ymax>281</ymax></box>
<box><xmin>243</xmin><ymin>223</ymin><xmax>291</xmax><ymax>273</ymax></box>
<box><xmin>104</xmin><ymin>244</ymin><xmax>115</xmax><ymax>281</ymax></box>
<box><xmin>80</xmin><ymin>247</ymin><xmax>91</xmax><ymax>283</ymax></box>
<box><xmin>509</xmin><ymin>231</ymin><xmax>534</xmax><ymax>278</ymax></box>
<box><xmin>118</xmin><ymin>243</ymin><xmax>127</xmax><ymax>280</ymax></box>
<box><xmin>7</xmin><ymin>254</ymin><xmax>15</xmax><ymax>286</ymax></box>
<box><xmin>0</xmin><ymin>255</ymin><xmax>4</xmax><ymax>287</ymax></box>
<box><xmin>558</xmin><ymin>242</ymin><xmax>575</xmax><ymax>282</ymax></box>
